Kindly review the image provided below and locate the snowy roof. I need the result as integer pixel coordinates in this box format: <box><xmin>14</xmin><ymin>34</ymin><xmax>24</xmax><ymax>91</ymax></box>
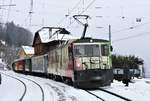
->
<box><xmin>22</xmin><ymin>46</ymin><xmax>34</xmax><ymax>54</ymax></box>
<box><xmin>38</xmin><ymin>27</ymin><xmax>77</xmax><ymax>43</ymax></box>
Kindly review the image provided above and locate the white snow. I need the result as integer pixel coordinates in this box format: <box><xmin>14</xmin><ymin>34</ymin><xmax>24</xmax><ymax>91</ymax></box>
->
<box><xmin>0</xmin><ymin>70</ymin><xmax>150</xmax><ymax>101</ymax></box>
<box><xmin>22</xmin><ymin>46</ymin><xmax>34</xmax><ymax>55</ymax></box>
<box><xmin>0</xmin><ymin>73</ymin><xmax>25</xmax><ymax>101</ymax></box>
<box><xmin>0</xmin><ymin>40</ymin><xmax>6</xmax><ymax>45</ymax></box>
<box><xmin>0</xmin><ymin>61</ymin><xmax>150</xmax><ymax>101</ymax></box>
<box><xmin>107</xmin><ymin>79</ymin><xmax>150</xmax><ymax>101</ymax></box>
<box><xmin>0</xmin><ymin>59</ymin><xmax>8</xmax><ymax>71</ymax></box>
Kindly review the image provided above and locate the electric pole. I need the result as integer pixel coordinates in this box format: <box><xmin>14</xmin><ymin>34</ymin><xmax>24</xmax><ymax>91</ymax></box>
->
<box><xmin>109</xmin><ymin>25</ymin><xmax>111</xmax><ymax>45</ymax></box>
<box><xmin>0</xmin><ymin>4</ymin><xmax>16</xmax><ymax>23</ymax></box>
<box><xmin>29</xmin><ymin>0</ymin><xmax>33</xmax><ymax>26</ymax></box>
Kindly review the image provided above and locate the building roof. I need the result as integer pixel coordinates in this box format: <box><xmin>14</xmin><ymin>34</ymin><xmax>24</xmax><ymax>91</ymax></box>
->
<box><xmin>22</xmin><ymin>46</ymin><xmax>34</xmax><ymax>55</ymax></box>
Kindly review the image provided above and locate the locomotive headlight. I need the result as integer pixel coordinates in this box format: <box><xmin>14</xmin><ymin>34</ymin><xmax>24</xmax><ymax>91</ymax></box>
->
<box><xmin>90</xmin><ymin>39</ymin><xmax>93</xmax><ymax>43</ymax></box>
<box><xmin>76</xmin><ymin>63</ymin><xmax>81</xmax><ymax>67</ymax></box>
<box><xmin>75</xmin><ymin>58</ymin><xmax>82</xmax><ymax>70</ymax></box>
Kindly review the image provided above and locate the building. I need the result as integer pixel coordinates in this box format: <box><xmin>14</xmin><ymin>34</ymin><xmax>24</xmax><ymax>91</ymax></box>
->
<box><xmin>17</xmin><ymin>46</ymin><xmax>34</xmax><ymax>58</ymax></box>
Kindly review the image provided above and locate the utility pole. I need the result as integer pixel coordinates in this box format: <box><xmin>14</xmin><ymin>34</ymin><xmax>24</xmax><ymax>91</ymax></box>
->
<box><xmin>0</xmin><ymin>4</ymin><xmax>16</xmax><ymax>23</ymax></box>
<box><xmin>108</xmin><ymin>25</ymin><xmax>113</xmax><ymax>70</ymax></box>
<box><xmin>29</xmin><ymin>0</ymin><xmax>33</xmax><ymax>26</ymax></box>
<box><xmin>109</xmin><ymin>25</ymin><xmax>111</xmax><ymax>45</ymax></box>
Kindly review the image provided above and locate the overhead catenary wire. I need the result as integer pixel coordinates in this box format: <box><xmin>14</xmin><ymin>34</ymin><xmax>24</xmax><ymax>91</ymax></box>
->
<box><xmin>99</xmin><ymin>20</ymin><xmax>150</xmax><ymax>43</ymax></box>
<box><xmin>112</xmin><ymin>31</ymin><xmax>150</xmax><ymax>43</ymax></box>
<box><xmin>79</xmin><ymin>0</ymin><xmax>96</xmax><ymax>15</ymax></box>
<box><xmin>57</xmin><ymin>0</ymin><xmax>82</xmax><ymax>26</ymax></box>
<box><xmin>0</xmin><ymin>0</ymin><xmax>16</xmax><ymax>23</ymax></box>
<box><xmin>0</xmin><ymin>7</ymin><xmax>22</xmax><ymax>13</ymax></box>
<box><xmin>0</xmin><ymin>0</ymin><xmax>5</xmax><ymax>22</ymax></box>
<box><xmin>110</xmin><ymin>21</ymin><xmax>150</xmax><ymax>34</ymax></box>
<box><xmin>66</xmin><ymin>0</ymin><xmax>97</xmax><ymax>28</ymax></box>
<box><xmin>109</xmin><ymin>21</ymin><xmax>150</xmax><ymax>43</ymax></box>
<box><xmin>6</xmin><ymin>0</ymin><xmax>13</xmax><ymax>22</ymax></box>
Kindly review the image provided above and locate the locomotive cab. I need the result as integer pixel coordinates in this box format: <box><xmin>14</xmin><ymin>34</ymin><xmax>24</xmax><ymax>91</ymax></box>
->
<box><xmin>71</xmin><ymin>38</ymin><xmax>113</xmax><ymax>88</ymax></box>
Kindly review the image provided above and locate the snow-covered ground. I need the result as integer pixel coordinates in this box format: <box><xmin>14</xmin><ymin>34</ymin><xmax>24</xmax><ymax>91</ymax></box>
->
<box><xmin>0</xmin><ymin>70</ymin><xmax>150</xmax><ymax>101</ymax></box>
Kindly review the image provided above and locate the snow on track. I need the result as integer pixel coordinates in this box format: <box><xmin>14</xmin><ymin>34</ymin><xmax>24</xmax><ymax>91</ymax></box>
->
<box><xmin>24</xmin><ymin>74</ymin><xmax>100</xmax><ymax>101</ymax></box>
<box><xmin>15</xmin><ymin>76</ymin><xmax>45</xmax><ymax>101</ymax></box>
<box><xmin>0</xmin><ymin>72</ymin><xmax>25</xmax><ymax>101</ymax></box>
<box><xmin>1</xmin><ymin>71</ymin><xmax>150</xmax><ymax>101</ymax></box>
<box><xmin>0</xmin><ymin>72</ymin><xmax>27</xmax><ymax>101</ymax></box>
<box><xmin>89</xmin><ymin>90</ymin><xmax>127</xmax><ymax>101</ymax></box>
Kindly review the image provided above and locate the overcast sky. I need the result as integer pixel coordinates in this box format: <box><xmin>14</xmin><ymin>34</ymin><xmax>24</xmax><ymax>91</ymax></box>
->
<box><xmin>1</xmin><ymin>0</ymin><xmax>150</xmax><ymax>76</ymax></box>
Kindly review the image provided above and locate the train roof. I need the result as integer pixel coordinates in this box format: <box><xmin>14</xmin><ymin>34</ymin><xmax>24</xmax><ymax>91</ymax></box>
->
<box><xmin>13</xmin><ymin>57</ymin><xmax>31</xmax><ymax>62</ymax></box>
<box><xmin>36</xmin><ymin>27</ymin><xmax>77</xmax><ymax>43</ymax></box>
<box><xmin>73</xmin><ymin>37</ymin><xmax>109</xmax><ymax>43</ymax></box>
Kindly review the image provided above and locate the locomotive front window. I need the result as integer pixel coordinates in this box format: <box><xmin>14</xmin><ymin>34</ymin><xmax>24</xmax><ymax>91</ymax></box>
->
<box><xmin>101</xmin><ymin>44</ymin><xmax>109</xmax><ymax>56</ymax></box>
<box><xmin>74</xmin><ymin>44</ymin><xmax>100</xmax><ymax>57</ymax></box>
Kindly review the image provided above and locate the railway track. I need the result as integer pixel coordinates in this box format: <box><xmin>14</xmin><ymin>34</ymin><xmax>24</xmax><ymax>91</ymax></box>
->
<box><xmin>85</xmin><ymin>90</ymin><xmax>105</xmax><ymax>101</ymax></box>
<box><xmin>0</xmin><ymin>72</ymin><xmax>27</xmax><ymax>101</ymax></box>
<box><xmin>98</xmin><ymin>88</ymin><xmax>132</xmax><ymax>101</ymax></box>
<box><xmin>16</xmin><ymin>75</ymin><xmax>45</xmax><ymax>101</ymax></box>
<box><xmin>85</xmin><ymin>88</ymin><xmax>132</xmax><ymax>101</ymax></box>
<box><xmin>1</xmin><ymin>72</ymin><xmax>45</xmax><ymax>101</ymax></box>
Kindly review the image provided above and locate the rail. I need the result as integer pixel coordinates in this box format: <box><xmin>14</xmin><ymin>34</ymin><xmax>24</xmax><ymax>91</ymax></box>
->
<box><xmin>16</xmin><ymin>76</ymin><xmax>45</xmax><ymax>101</ymax></box>
<box><xmin>84</xmin><ymin>90</ymin><xmax>105</xmax><ymax>101</ymax></box>
<box><xmin>98</xmin><ymin>88</ymin><xmax>132</xmax><ymax>101</ymax></box>
<box><xmin>0</xmin><ymin>72</ymin><xmax>27</xmax><ymax>101</ymax></box>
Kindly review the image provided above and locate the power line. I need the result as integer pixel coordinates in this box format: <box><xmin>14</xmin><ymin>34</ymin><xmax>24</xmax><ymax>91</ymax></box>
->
<box><xmin>58</xmin><ymin>0</ymin><xmax>96</xmax><ymax>27</ymax></box>
<box><xmin>0</xmin><ymin>0</ymin><xmax>5</xmax><ymax>22</ymax></box>
<box><xmin>66</xmin><ymin>0</ymin><xmax>97</xmax><ymax>28</ymax></box>
<box><xmin>79</xmin><ymin>0</ymin><xmax>96</xmax><ymax>15</ymax></box>
<box><xmin>112</xmin><ymin>31</ymin><xmax>150</xmax><ymax>43</ymax></box>
<box><xmin>111</xmin><ymin>21</ymin><xmax>150</xmax><ymax>34</ymax></box>
<box><xmin>6</xmin><ymin>0</ymin><xmax>13</xmax><ymax>22</ymax></box>
<box><xmin>57</xmin><ymin>0</ymin><xmax>82</xmax><ymax>26</ymax></box>
<box><xmin>0</xmin><ymin>7</ymin><xmax>21</xmax><ymax>13</ymax></box>
<box><xmin>70</xmin><ymin>0</ymin><xmax>82</xmax><ymax>15</ymax></box>
<box><xmin>0</xmin><ymin>0</ymin><xmax>16</xmax><ymax>23</ymax></box>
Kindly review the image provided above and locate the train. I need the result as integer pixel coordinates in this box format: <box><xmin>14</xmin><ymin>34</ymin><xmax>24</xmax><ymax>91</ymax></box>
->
<box><xmin>12</xmin><ymin>15</ymin><xmax>113</xmax><ymax>89</ymax></box>
<box><xmin>113</xmin><ymin>68</ymin><xmax>141</xmax><ymax>82</ymax></box>
<box><xmin>12</xmin><ymin>38</ymin><xmax>113</xmax><ymax>88</ymax></box>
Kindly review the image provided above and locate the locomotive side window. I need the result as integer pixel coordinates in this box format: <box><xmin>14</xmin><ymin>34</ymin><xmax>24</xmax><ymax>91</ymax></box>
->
<box><xmin>101</xmin><ymin>44</ymin><xmax>109</xmax><ymax>56</ymax></box>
